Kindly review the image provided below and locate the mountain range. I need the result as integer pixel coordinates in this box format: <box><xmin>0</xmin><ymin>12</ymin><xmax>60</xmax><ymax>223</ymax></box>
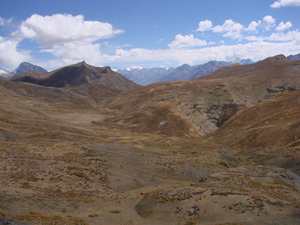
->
<box><xmin>117</xmin><ymin>59</ymin><xmax>253</xmax><ymax>85</ymax></box>
<box><xmin>1</xmin><ymin>53</ymin><xmax>299</xmax><ymax>85</ymax></box>
<box><xmin>288</xmin><ymin>53</ymin><xmax>300</xmax><ymax>61</ymax></box>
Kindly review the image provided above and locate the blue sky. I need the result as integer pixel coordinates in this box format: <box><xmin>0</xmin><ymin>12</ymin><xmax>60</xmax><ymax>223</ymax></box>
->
<box><xmin>0</xmin><ymin>0</ymin><xmax>300</xmax><ymax>70</ymax></box>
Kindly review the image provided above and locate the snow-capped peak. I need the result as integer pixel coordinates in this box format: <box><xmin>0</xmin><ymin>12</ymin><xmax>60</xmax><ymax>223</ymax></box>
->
<box><xmin>126</xmin><ymin>65</ymin><xmax>144</xmax><ymax>71</ymax></box>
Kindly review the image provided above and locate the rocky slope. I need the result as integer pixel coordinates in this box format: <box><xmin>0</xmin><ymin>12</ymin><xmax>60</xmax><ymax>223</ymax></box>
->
<box><xmin>209</xmin><ymin>90</ymin><xmax>300</xmax><ymax>149</ymax></box>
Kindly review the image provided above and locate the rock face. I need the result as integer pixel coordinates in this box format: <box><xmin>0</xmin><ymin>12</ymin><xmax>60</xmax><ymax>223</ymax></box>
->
<box><xmin>11</xmin><ymin>62</ymin><xmax>47</xmax><ymax>75</ymax></box>
<box><xmin>106</xmin><ymin>55</ymin><xmax>300</xmax><ymax>136</ymax></box>
<box><xmin>209</xmin><ymin>90</ymin><xmax>300</xmax><ymax>149</ymax></box>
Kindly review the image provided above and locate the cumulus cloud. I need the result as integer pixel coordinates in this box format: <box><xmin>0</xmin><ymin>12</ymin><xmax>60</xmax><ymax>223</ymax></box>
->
<box><xmin>276</xmin><ymin>21</ymin><xmax>293</xmax><ymax>32</ymax></box>
<box><xmin>41</xmin><ymin>41</ymin><xmax>102</xmax><ymax>66</ymax></box>
<box><xmin>196</xmin><ymin>20</ymin><xmax>213</xmax><ymax>32</ymax></box>
<box><xmin>168</xmin><ymin>34</ymin><xmax>207</xmax><ymax>49</ymax></box>
<box><xmin>212</xmin><ymin>20</ymin><xmax>244</xmax><ymax>39</ymax></box>
<box><xmin>0</xmin><ymin>38</ymin><xmax>30</xmax><ymax>69</ymax></box>
<box><xmin>245</xmin><ymin>20</ymin><xmax>261</xmax><ymax>32</ymax></box>
<box><xmin>244</xmin><ymin>29</ymin><xmax>300</xmax><ymax>43</ymax></box>
<box><xmin>271</xmin><ymin>0</ymin><xmax>300</xmax><ymax>8</ymax></box>
<box><xmin>261</xmin><ymin>15</ymin><xmax>276</xmax><ymax>30</ymax></box>
<box><xmin>267</xmin><ymin>30</ymin><xmax>300</xmax><ymax>42</ymax></box>
<box><xmin>20</xmin><ymin>14</ymin><xmax>123</xmax><ymax>46</ymax></box>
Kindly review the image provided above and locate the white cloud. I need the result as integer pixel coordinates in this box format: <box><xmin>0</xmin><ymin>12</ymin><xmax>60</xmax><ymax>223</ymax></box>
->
<box><xmin>244</xmin><ymin>30</ymin><xmax>300</xmax><ymax>43</ymax></box>
<box><xmin>20</xmin><ymin>14</ymin><xmax>123</xmax><ymax>46</ymax></box>
<box><xmin>98</xmin><ymin>39</ymin><xmax>300</xmax><ymax>66</ymax></box>
<box><xmin>41</xmin><ymin>41</ymin><xmax>102</xmax><ymax>66</ymax></box>
<box><xmin>168</xmin><ymin>34</ymin><xmax>207</xmax><ymax>49</ymax></box>
<box><xmin>276</xmin><ymin>21</ymin><xmax>293</xmax><ymax>32</ymax></box>
<box><xmin>261</xmin><ymin>15</ymin><xmax>276</xmax><ymax>30</ymax></box>
<box><xmin>213</xmin><ymin>20</ymin><xmax>243</xmax><ymax>33</ymax></box>
<box><xmin>267</xmin><ymin>30</ymin><xmax>300</xmax><ymax>42</ymax></box>
<box><xmin>212</xmin><ymin>20</ymin><xmax>244</xmax><ymax>39</ymax></box>
<box><xmin>0</xmin><ymin>17</ymin><xmax>4</xmax><ymax>26</ymax></box>
<box><xmin>271</xmin><ymin>0</ymin><xmax>300</xmax><ymax>8</ymax></box>
<box><xmin>245</xmin><ymin>20</ymin><xmax>261</xmax><ymax>32</ymax></box>
<box><xmin>0</xmin><ymin>38</ymin><xmax>30</xmax><ymax>70</ymax></box>
<box><xmin>196</xmin><ymin>20</ymin><xmax>212</xmax><ymax>32</ymax></box>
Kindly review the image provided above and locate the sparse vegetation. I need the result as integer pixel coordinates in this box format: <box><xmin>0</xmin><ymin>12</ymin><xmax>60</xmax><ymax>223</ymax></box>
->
<box><xmin>109</xmin><ymin>210</ymin><xmax>121</xmax><ymax>214</ymax></box>
<box><xmin>0</xmin><ymin>56</ymin><xmax>299</xmax><ymax>225</ymax></box>
<box><xmin>184</xmin><ymin>219</ymin><xmax>197</xmax><ymax>225</ymax></box>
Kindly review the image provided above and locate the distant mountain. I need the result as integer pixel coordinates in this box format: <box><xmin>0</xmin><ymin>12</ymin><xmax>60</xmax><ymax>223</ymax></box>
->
<box><xmin>11</xmin><ymin>62</ymin><xmax>47</xmax><ymax>76</ymax></box>
<box><xmin>160</xmin><ymin>64</ymin><xmax>192</xmax><ymax>82</ymax></box>
<box><xmin>161</xmin><ymin>61</ymin><xmax>232</xmax><ymax>81</ymax></box>
<box><xmin>118</xmin><ymin>59</ymin><xmax>254</xmax><ymax>85</ymax></box>
<box><xmin>0</xmin><ymin>68</ymin><xmax>10</xmax><ymax>77</ymax></box>
<box><xmin>287</xmin><ymin>53</ymin><xmax>300</xmax><ymax>61</ymax></box>
<box><xmin>239</xmin><ymin>58</ymin><xmax>254</xmax><ymax>65</ymax></box>
<box><xmin>118</xmin><ymin>67</ymin><xmax>173</xmax><ymax>86</ymax></box>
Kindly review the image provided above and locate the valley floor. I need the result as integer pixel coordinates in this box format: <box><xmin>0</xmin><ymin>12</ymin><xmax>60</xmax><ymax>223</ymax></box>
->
<box><xmin>0</xmin><ymin>94</ymin><xmax>299</xmax><ymax>225</ymax></box>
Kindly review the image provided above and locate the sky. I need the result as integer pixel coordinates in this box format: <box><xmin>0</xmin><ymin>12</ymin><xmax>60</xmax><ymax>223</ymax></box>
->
<box><xmin>0</xmin><ymin>0</ymin><xmax>300</xmax><ymax>71</ymax></box>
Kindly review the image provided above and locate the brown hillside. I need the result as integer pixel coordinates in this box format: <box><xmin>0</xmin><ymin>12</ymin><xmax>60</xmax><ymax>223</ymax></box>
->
<box><xmin>208</xmin><ymin>90</ymin><xmax>300</xmax><ymax>149</ymax></box>
<box><xmin>0</xmin><ymin>78</ymin><xmax>92</xmax><ymax>106</ymax></box>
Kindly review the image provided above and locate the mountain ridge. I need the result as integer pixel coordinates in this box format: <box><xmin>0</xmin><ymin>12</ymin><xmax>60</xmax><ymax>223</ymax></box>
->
<box><xmin>12</xmin><ymin>61</ymin><xmax>140</xmax><ymax>92</ymax></box>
